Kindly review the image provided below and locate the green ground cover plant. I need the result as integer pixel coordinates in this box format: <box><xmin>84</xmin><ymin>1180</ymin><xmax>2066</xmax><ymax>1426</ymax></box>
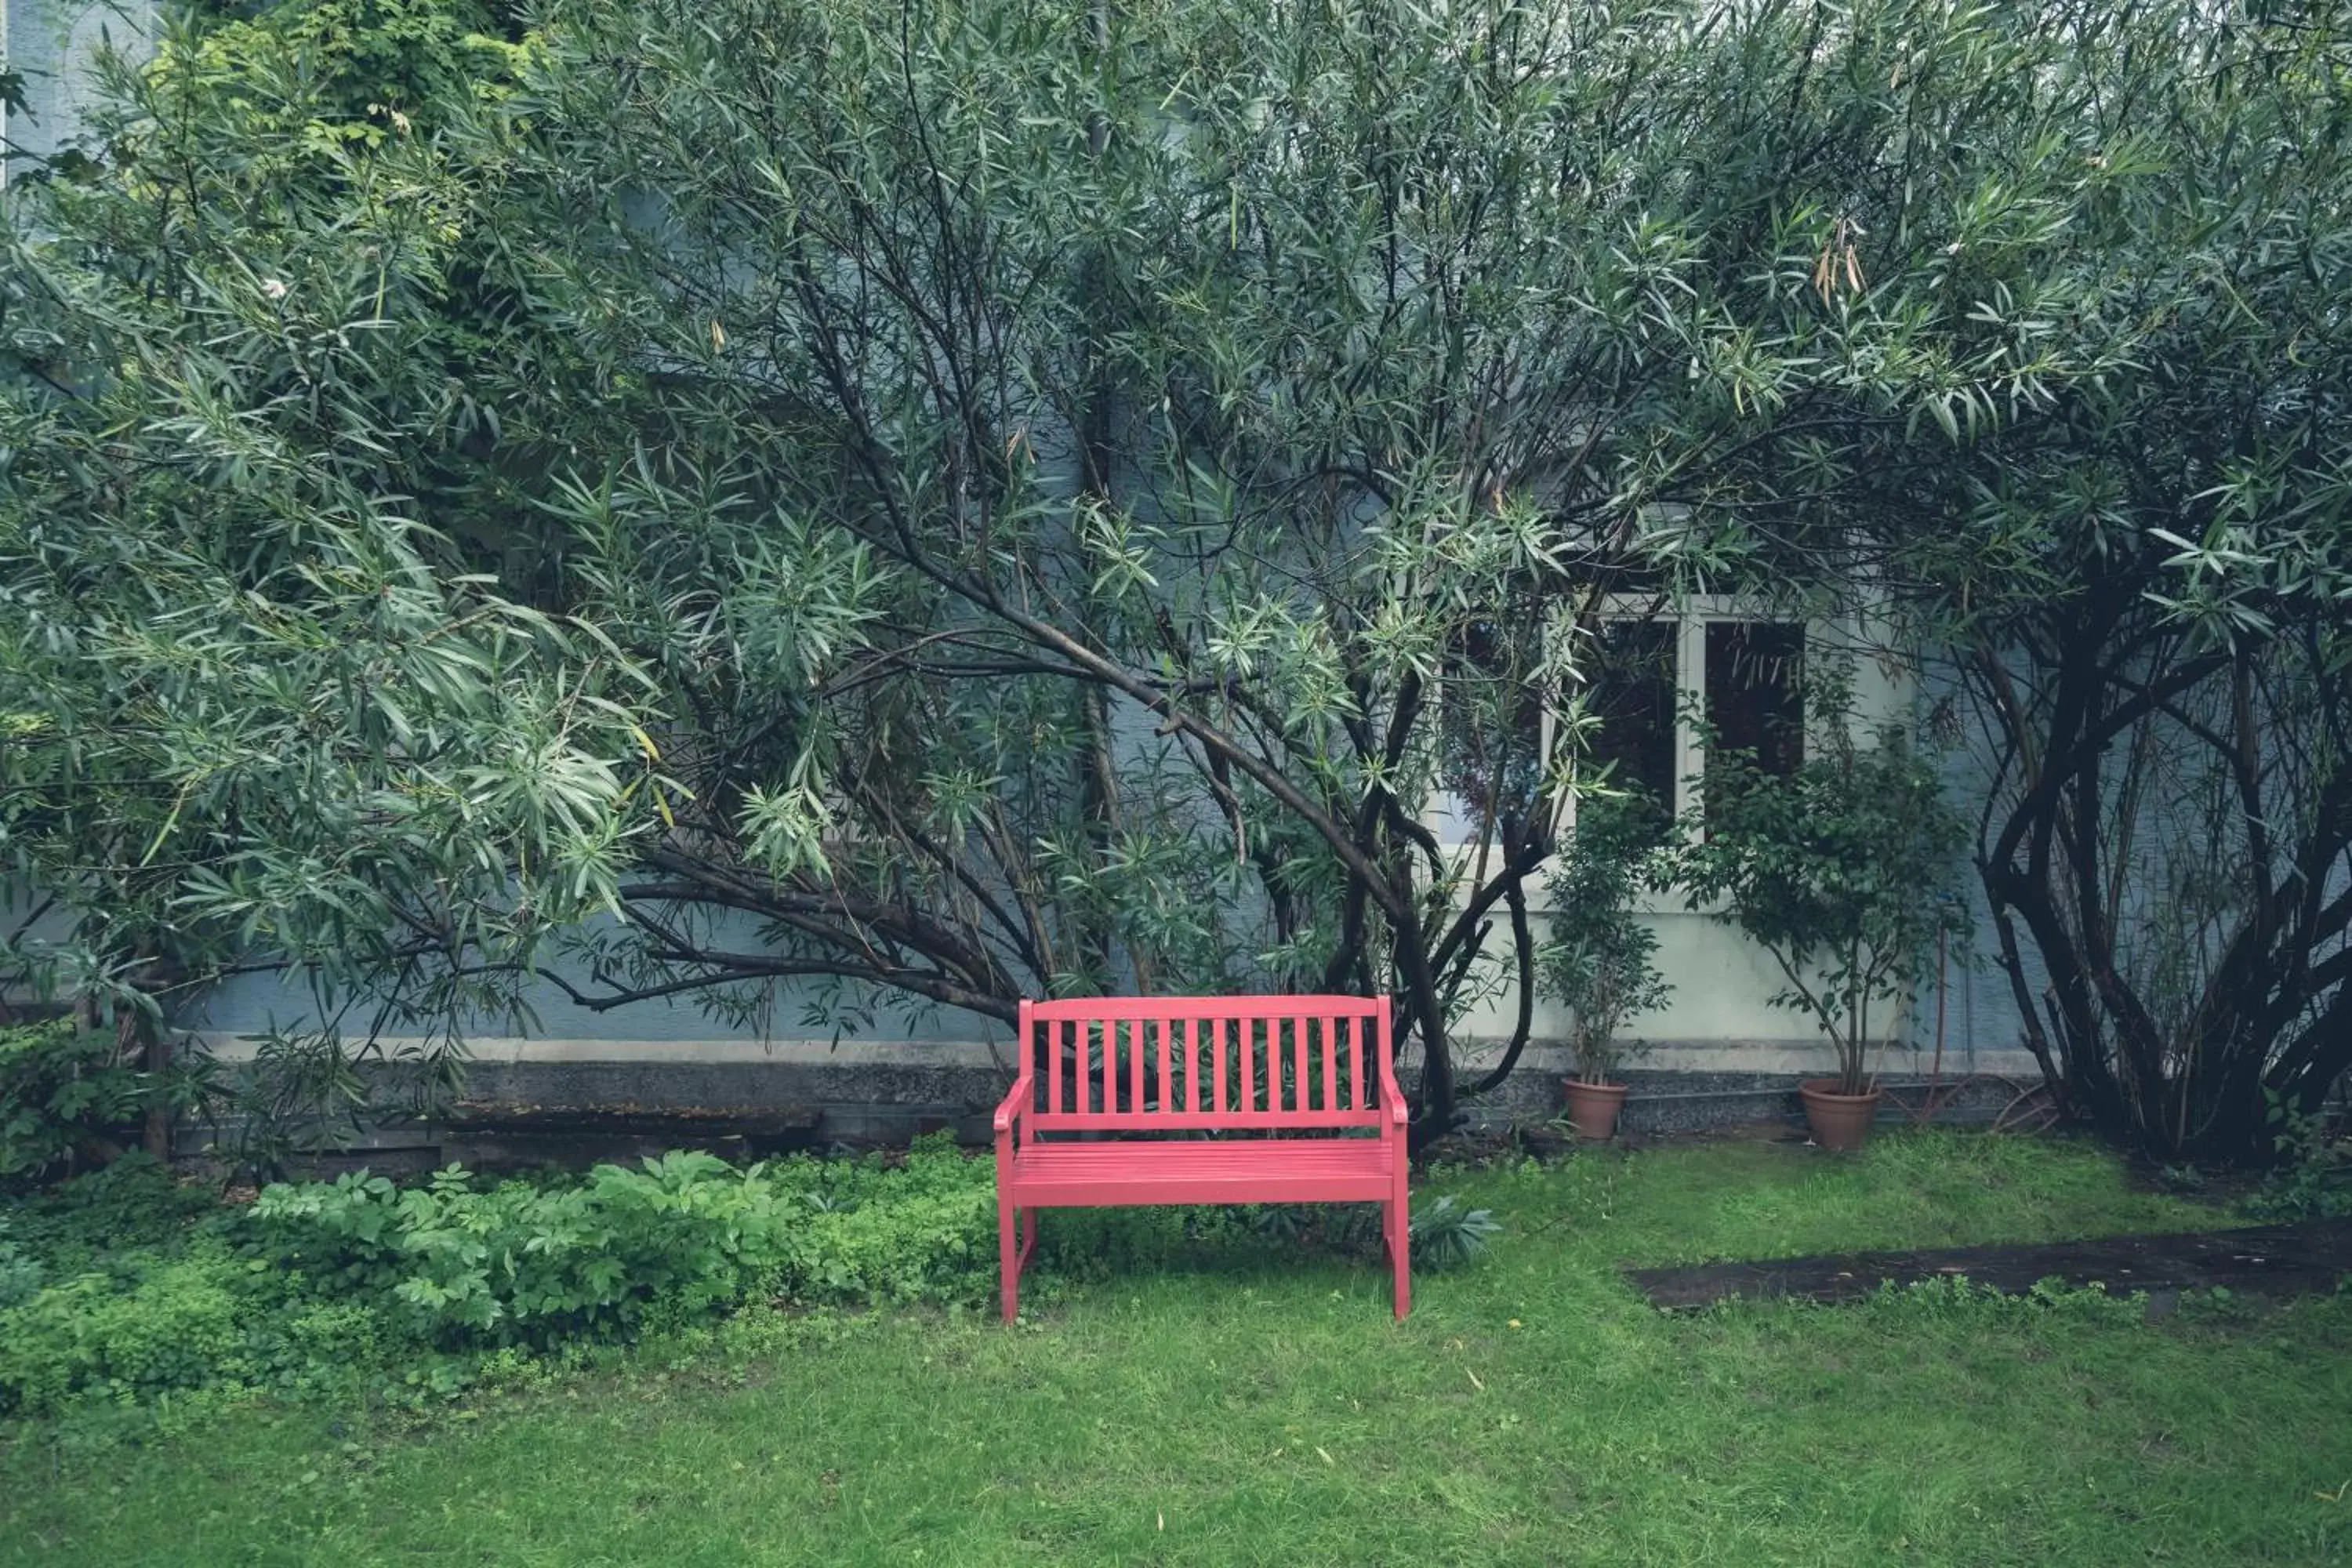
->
<box><xmin>0</xmin><ymin>1136</ymin><xmax>1014</xmax><ymax>1421</ymax></box>
<box><xmin>5</xmin><ymin>1131</ymin><xmax>2347</xmax><ymax>1566</ymax></box>
<box><xmin>0</xmin><ymin>1135</ymin><xmax>1497</xmax><ymax>1424</ymax></box>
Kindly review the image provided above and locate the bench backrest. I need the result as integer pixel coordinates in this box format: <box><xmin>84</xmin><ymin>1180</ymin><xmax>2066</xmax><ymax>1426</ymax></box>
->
<box><xmin>1018</xmin><ymin>995</ymin><xmax>1393</xmax><ymax>1134</ymax></box>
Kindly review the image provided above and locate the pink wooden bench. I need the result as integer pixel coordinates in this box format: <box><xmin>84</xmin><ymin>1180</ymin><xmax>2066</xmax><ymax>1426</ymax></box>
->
<box><xmin>993</xmin><ymin>994</ymin><xmax>1410</xmax><ymax>1322</ymax></box>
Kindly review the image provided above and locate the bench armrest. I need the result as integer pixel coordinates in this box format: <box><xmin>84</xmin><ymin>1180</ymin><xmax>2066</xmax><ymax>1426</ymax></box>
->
<box><xmin>1377</xmin><ymin>1047</ymin><xmax>1407</xmax><ymax>1127</ymax></box>
<box><xmin>993</xmin><ymin>1072</ymin><xmax>1033</xmax><ymax>1135</ymax></box>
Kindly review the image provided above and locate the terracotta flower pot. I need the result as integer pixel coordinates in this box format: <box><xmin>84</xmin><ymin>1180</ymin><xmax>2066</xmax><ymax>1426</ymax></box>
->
<box><xmin>1561</xmin><ymin>1079</ymin><xmax>1629</xmax><ymax>1142</ymax></box>
<box><xmin>1799</xmin><ymin>1079</ymin><xmax>1882</xmax><ymax>1152</ymax></box>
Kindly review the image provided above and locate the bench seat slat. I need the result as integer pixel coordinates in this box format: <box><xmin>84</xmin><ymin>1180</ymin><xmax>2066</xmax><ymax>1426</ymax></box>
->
<box><xmin>1008</xmin><ymin>1138</ymin><xmax>1393</xmax><ymax>1207</ymax></box>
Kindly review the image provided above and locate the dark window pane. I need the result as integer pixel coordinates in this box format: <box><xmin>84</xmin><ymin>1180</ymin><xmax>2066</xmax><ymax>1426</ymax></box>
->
<box><xmin>1442</xmin><ymin>617</ymin><xmax>1547</xmax><ymax>822</ymax></box>
<box><xmin>1705</xmin><ymin>622</ymin><xmax>1804</xmax><ymax>783</ymax></box>
<box><xmin>1582</xmin><ymin>621</ymin><xmax>1677</xmax><ymax>815</ymax></box>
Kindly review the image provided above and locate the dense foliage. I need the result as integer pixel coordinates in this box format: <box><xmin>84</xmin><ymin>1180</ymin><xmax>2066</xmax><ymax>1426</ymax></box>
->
<box><xmin>0</xmin><ymin>1022</ymin><xmax>155</xmax><ymax>1181</ymax></box>
<box><xmin>0</xmin><ymin>0</ymin><xmax>2347</xmax><ymax>1156</ymax></box>
<box><xmin>1904</xmin><ymin>30</ymin><xmax>2352</xmax><ymax>1160</ymax></box>
<box><xmin>0</xmin><ymin>0</ymin><xmax>643</xmax><ymax>1138</ymax></box>
<box><xmin>0</xmin><ymin>1141</ymin><xmax>1000</xmax><ymax>1418</ymax></box>
<box><xmin>249</xmin><ymin>1145</ymin><xmax>998</xmax><ymax>1342</ymax></box>
<box><xmin>0</xmin><ymin>1142</ymin><xmax>1492</xmax><ymax>1421</ymax></box>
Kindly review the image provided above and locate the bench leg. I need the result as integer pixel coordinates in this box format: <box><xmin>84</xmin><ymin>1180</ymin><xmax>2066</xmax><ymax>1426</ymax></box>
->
<box><xmin>1022</xmin><ymin>1207</ymin><xmax>1038</xmax><ymax>1267</ymax></box>
<box><xmin>1388</xmin><ymin>1197</ymin><xmax>1411</xmax><ymax>1320</ymax></box>
<box><xmin>1000</xmin><ymin>1189</ymin><xmax>1020</xmax><ymax>1324</ymax></box>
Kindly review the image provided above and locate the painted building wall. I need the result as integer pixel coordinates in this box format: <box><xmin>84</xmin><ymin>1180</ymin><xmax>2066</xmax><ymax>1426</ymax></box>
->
<box><xmin>2</xmin><ymin>0</ymin><xmax>151</xmax><ymax>177</ymax></box>
<box><xmin>180</xmin><ymin>604</ymin><xmax>2043</xmax><ymax>1099</ymax></box>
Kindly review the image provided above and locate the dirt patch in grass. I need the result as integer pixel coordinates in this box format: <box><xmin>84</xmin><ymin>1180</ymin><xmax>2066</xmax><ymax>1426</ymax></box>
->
<box><xmin>1626</xmin><ymin>1218</ymin><xmax>2352</xmax><ymax>1308</ymax></box>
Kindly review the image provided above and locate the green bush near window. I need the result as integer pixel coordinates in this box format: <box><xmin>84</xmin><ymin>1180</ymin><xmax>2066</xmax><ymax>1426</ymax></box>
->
<box><xmin>1537</xmin><ymin>796</ymin><xmax>1675</xmax><ymax>1087</ymax></box>
<box><xmin>1676</xmin><ymin>720</ymin><xmax>1970</xmax><ymax>1096</ymax></box>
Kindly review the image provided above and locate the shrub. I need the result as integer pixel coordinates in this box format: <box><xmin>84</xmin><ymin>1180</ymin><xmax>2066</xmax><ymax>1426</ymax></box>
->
<box><xmin>0</xmin><ymin>1021</ymin><xmax>147</xmax><ymax>1185</ymax></box>
<box><xmin>2248</xmin><ymin>1093</ymin><xmax>2352</xmax><ymax>1221</ymax></box>
<box><xmin>1539</xmin><ymin>796</ymin><xmax>1675</xmax><ymax>1086</ymax></box>
<box><xmin>0</xmin><ymin>1231</ymin><xmax>42</xmax><ymax>1310</ymax></box>
<box><xmin>248</xmin><ymin>1134</ymin><xmax>998</xmax><ymax>1351</ymax></box>
<box><xmin>0</xmin><ymin>1249</ymin><xmax>254</xmax><ymax>1414</ymax></box>
<box><xmin>0</xmin><ymin>1152</ymin><xmax>223</xmax><ymax>1272</ymax></box>
<box><xmin>1675</xmin><ymin>713</ymin><xmax>1969</xmax><ymax>1096</ymax></box>
<box><xmin>1408</xmin><ymin>1196</ymin><xmax>1501</xmax><ymax>1270</ymax></box>
<box><xmin>7</xmin><ymin>1134</ymin><xmax>1482</xmax><ymax>1421</ymax></box>
<box><xmin>0</xmin><ymin>1138</ymin><xmax>1005</xmax><ymax>1417</ymax></box>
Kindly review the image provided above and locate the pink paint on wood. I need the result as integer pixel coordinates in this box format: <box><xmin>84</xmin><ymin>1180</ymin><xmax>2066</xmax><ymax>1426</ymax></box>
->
<box><xmin>1029</xmin><ymin>995</ymin><xmax>1380</xmax><ymax>1022</ymax></box>
<box><xmin>995</xmin><ymin>995</ymin><xmax>1408</xmax><ymax>1323</ymax></box>
<box><xmin>1025</xmin><ymin>1109</ymin><xmax>1384</xmax><ymax>1133</ymax></box>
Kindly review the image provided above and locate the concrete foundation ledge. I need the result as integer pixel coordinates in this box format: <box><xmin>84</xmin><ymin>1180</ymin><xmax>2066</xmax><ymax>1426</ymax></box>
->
<box><xmin>176</xmin><ymin>1032</ymin><xmax>2049</xmax><ymax>1171</ymax></box>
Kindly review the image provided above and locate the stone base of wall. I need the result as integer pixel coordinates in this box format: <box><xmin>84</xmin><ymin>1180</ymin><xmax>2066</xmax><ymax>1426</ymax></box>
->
<box><xmin>1455</xmin><ymin>1059</ymin><xmax>2049</xmax><ymax>1138</ymax></box>
<box><xmin>179</xmin><ymin>1033</ymin><xmax>2050</xmax><ymax>1173</ymax></box>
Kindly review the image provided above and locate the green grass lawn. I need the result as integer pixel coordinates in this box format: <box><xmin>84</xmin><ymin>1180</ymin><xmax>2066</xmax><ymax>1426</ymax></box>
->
<box><xmin>5</xmin><ymin>1130</ymin><xmax>2349</xmax><ymax>1566</ymax></box>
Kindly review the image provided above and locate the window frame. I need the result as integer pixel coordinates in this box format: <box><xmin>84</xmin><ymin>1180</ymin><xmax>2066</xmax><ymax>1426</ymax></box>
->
<box><xmin>1428</xmin><ymin>593</ymin><xmax>1823</xmax><ymax>848</ymax></box>
<box><xmin>1588</xmin><ymin>594</ymin><xmax>1813</xmax><ymax>829</ymax></box>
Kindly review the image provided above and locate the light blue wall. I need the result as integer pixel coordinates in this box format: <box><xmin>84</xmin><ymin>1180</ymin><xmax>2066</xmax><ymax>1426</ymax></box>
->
<box><xmin>3</xmin><ymin>0</ymin><xmax>152</xmax><ymax>176</ymax></box>
<box><xmin>1916</xmin><ymin>659</ymin><xmax>2041</xmax><ymax>1066</ymax></box>
<box><xmin>183</xmin><ymin>905</ymin><xmax>1014</xmax><ymax>1048</ymax></box>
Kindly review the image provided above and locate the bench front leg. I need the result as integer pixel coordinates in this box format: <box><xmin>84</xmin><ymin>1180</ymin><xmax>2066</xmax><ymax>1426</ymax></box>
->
<box><xmin>995</xmin><ymin>1065</ymin><xmax>1031</xmax><ymax>1325</ymax></box>
<box><xmin>996</xmin><ymin>1122</ymin><xmax>1022</xmax><ymax>1323</ymax></box>
<box><xmin>1388</xmin><ymin>1098</ymin><xmax>1410</xmax><ymax>1320</ymax></box>
<box><xmin>999</xmin><ymin>1181</ymin><xmax>1020</xmax><ymax>1323</ymax></box>
<box><xmin>1375</xmin><ymin>996</ymin><xmax>1410</xmax><ymax>1320</ymax></box>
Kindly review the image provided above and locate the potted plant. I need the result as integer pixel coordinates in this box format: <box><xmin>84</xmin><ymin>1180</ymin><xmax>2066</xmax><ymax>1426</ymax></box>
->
<box><xmin>1540</xmin><ymin>795</ymin><xmax>1674</xmax><ymax>1140</ymax></box>
<box><xmin>1676</xmin><ymin>702</ymin><xmax>1967</xmax><ymax>1152</ymax></box>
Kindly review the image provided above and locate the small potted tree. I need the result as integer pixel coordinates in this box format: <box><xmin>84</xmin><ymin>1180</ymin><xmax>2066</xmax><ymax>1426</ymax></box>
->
<box><xmin>1677</xmin><ymin>711</ymin><xmax>1967</xmax><ymax>1151</ymax></box>
<box><xmin>1541</xmin><ymin>795</ymin><xmax>1674</xmax><ymax>1140</ymax></box>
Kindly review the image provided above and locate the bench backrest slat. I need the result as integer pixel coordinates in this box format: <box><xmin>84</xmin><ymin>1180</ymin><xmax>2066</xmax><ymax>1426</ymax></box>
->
<box><xmin>1023</xmin><ymin>995</ymin><xmax>1389</xmax><ymax>1133</ymax></box>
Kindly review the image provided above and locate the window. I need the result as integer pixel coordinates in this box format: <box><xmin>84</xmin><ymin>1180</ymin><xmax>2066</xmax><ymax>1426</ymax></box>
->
<box><xmin>1438</xmin><ymin>616</ymin><xmax>1551</xmax><ymax>831</ymax></box>
<box><xmin>1704</xmin><ymin>620</ymin><xmax>1804</xmax><ymax>776</ymax></box>
<box><xmin>1430</xmin><ymin>602</ymin><xmax>1815</xmax><ymax>844</ymax></box>
<box><xmin>1581</xmin><ymin>620</ymin><xmax>1677</xmax><ymax>816</ymax></box>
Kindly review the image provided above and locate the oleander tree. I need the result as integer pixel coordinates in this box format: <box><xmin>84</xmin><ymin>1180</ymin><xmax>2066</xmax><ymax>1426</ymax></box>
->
<box><xmin>1907</xmin><ymin>14</ymin><xmax>2352</xmax><ymax>1161</ymax></box>
<box><xmin>460</xmin><ymin>0</ymin><xmax>2140</xmax><ymax>1141</ymax></box>
<box><xmin>1689</xmin><ymin>2</ymin><xmax>2352</xmax><ymax>1160</ymax></box>
<box><xmin>0</xmin><ymin>0</ymin><xmax>654</xmax><ymax>1156</ymax></box>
